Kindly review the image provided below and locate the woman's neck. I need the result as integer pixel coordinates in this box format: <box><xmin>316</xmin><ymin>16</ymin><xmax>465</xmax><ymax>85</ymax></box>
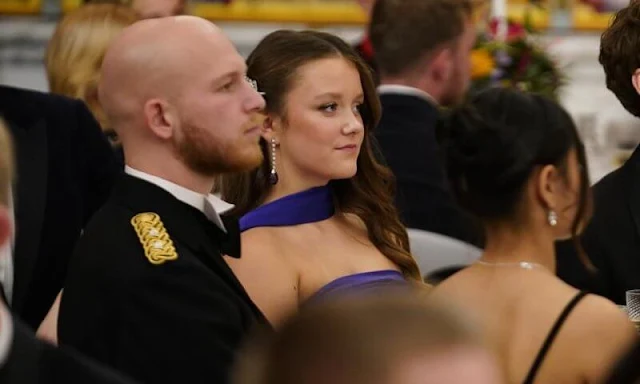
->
<box><xmin>481</xmin><ymin>224</ymin><xmax>557</xmax><ymax>273</ymax></box>
<box><xmin>263</xmin><ymin>169</ymin><xmax>330</xmax><ymax>204</ymax></box>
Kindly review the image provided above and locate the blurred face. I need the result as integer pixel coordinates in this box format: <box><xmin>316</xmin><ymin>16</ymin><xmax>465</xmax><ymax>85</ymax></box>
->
<box><xmin>132</xmin><ymin>0</ymin><xmax>185</xmax><ymax>18</ymax></box>
<box><xmin>390</xmin><ymin>347</ymin><xmax>504</xmax><ymax>384</ymax></box>
<box><xmin>441</xmin><ymin>18</ymin><xmax>476</xmax><ymax>106</ymax></box>
<box><xmin>172</xmin><ymin>34</ymin><xmax>266</xmax><ymax>175</ymax></box>
<box><xmin>270</xmin><ymin>57</ymin><xmax>366</xmax><ymax>185</ymax></box>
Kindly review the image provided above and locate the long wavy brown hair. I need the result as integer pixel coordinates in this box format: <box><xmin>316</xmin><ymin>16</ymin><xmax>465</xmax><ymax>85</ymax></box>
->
<box><xmin>216</xmin><ymin>30</ymin><xmax>421</xmax><ymax>282</ymax></box>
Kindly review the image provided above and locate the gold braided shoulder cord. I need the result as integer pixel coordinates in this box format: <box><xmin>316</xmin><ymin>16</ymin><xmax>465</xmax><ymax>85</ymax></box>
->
<box><xmin>131</xmin><ymin>212</ymin><xmax>178</xmax><ymax>265</ymax></box>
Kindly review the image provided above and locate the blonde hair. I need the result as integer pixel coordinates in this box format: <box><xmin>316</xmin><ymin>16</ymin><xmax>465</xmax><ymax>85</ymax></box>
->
<box><xmin>0</xmin><ymin>119</ymin><xmax>14</xmax><ymax>206</ymax></box>
<box><xmin>45</xmin><ymin>3</ymin><xmax>138</xmax><ymax>133</ymax></box>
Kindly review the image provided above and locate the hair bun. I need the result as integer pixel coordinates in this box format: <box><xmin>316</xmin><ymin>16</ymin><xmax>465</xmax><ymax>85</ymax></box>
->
<box><xmin>441</xmin><ymin>102</ymin><xmax>531</xmax><ymax>196</ymax></box>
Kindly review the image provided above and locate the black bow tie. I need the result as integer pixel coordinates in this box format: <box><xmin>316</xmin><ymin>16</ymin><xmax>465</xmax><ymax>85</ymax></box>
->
<box><xmin>217</xmin><ymin>215</ymin><xmax>241</xmax><ymax>259</ymax></box>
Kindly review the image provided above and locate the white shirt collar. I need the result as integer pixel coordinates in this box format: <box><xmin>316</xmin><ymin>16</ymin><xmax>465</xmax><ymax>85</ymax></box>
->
<box><xmin>0</xmin><ymin>300</ymin><xmax>12</xmax><ymax>368</ymax></box>
<box><xmin>124</xmin><ymin>166</ymin><xmax>234</xmax><ymax>232</ymax></box>
<box><xmin>377</xmin><ymin>84</ymin><xmax>438</xmax><ymax>106</ymax></box>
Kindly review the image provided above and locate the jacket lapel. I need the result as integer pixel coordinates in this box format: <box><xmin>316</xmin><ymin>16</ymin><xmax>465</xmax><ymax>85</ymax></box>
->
<box><xmin>9</xmin><ymin>118</ymin><xmax>48</xmax><ymax>313</ymax></box>
<box><xmin>191</xmin><ymin>217</ymin><xmax>266</xmax><ymax>321</ymax></box>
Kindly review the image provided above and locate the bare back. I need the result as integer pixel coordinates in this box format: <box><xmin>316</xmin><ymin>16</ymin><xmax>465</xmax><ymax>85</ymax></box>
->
<box><xmin>432</xmin><ymin>266</ymin><xmax>637</xmax><ymax>384</ymax></box>
<box><xmin>226</xmin><ymin>214</ymin><xmax>400</xmax><ymax>325</ymax></box>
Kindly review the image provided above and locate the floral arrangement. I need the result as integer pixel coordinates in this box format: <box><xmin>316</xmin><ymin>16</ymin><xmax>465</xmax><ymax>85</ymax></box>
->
<box><xmin>470</xmin><ymin>17</ymin><xmax>566</xmax><ymax>101</ymax></box>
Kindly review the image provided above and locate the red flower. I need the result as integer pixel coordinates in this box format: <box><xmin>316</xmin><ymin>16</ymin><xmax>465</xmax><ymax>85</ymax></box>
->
<box><xmin>489</xmin><ymin>18</ymin><xmax>526</xmax><ymax>41</ymax></box>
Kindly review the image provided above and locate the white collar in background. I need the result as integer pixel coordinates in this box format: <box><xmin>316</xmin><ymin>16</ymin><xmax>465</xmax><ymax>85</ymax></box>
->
<box><xmin>377</xmin><ymin>84</ymin><xmax>438</xmax><ymax>106</ymax></box>
<box><xmin>125</xmin><ymin>166</ymin><xmax>234</xmax><ymax>232</ymax></box>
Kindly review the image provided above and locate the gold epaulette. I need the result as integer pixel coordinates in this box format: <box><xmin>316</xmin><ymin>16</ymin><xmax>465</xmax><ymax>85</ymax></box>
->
<box><xmin>131</xmin><ymin>212</ymin><xmax>178</xmax><ymax>265</ymax></box>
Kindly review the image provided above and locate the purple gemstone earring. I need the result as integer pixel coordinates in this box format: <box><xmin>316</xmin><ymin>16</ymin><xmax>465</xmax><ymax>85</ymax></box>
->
<box><xmin>269</xmin><ymin>138</ymin><xmax>279</xmax><ymax>185</ymax></box>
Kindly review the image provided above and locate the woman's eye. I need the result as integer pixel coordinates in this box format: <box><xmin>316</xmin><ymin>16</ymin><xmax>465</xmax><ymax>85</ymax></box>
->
<box><xmin>320</xmin><ymin>103</ymin><xmax>338</xmax><ymax>113</ymax></box>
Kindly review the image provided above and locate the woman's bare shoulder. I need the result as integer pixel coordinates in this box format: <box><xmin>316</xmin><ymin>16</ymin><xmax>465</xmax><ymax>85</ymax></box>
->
<box><xmin>239</xmin><ymin>227</ymin><xmax>284</xmax><ymax>258</ymax></box>
<box><xmin>570</xmin><ymin>294</ymin><xmax>635</xmax><ymax>334</ymax></box>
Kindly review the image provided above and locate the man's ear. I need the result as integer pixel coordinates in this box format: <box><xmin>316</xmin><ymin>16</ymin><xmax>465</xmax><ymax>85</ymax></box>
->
<box><xmin>430</xmin><ymin>48</ymin><xmax>454</xmax><ymax>83</ymax></box>
<box><xmin>144</xmin><ymin>99</ymin><xmax>176</xmax><ymax>140</ymax></box>
<box><xmin>0</xmin><ymin>206</ymin><xmax>12</xmax><ymax>250</ymax></box>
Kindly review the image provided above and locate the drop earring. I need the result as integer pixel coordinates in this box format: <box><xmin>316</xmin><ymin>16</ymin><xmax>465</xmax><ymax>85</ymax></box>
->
<box><xmin>547</xmin><ymin>210</ymin><xmax>558</xmax><ymax>227</ymax></box>
<box><xmin>269</xmin><ymin>138</ymin><xmax>279</xmax><ymax>185</ymax></box>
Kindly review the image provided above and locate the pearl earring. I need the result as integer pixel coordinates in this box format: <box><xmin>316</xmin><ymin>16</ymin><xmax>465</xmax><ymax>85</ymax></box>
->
<box><xmin>269</xmin><ymin>138</ymin><xmax>279</xmax><ymax>185</ymax></box>
<box><xmin>548</xmin><ymin>210</ymin><xmax>558</xmax><ymax>227</ymax></box>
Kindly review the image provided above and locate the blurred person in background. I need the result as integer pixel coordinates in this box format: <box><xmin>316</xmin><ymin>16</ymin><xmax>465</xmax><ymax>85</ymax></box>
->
<box><xmin>131</xmin><ymin>0</ymin><xmax>187</xmax><ymax>18</ymax></box>
<box><xmin>217</xmin><ymin>30</ymin><xmax>422</xmax><ymax>327</ymax></box>
<box><xmin>232</xmin><ymin>293</ymin><xmax>503</xmax><ymax>384</ymax></box>
<box><xmin>46</xmin><ymin>2</ymin><xmax>139</xmax><ymax>149</ymax></box>
<box><xmin>84</xmin><ymin>0</ymin><xmax>186</xmax><ymax>18</ymax></box>
<box><xmin>38</xmin><ymin>2</ymin><xmax>139</xmax><ymax>343</ymax></box>
<box><xmin>353</xmin><ymin>0</ymin><xmax>377</xmax><ymax>83</ymax></box>
<box><xmin>433</xmin><ymin>88</ymin><xmax>636</xmax><ymax>384</ymax></box>
<box><xmin>556</xmin><ymin>1</ymin><xmax>640</xmax><ymax>306</ymax></box>
<box><xmin>0</xmin><ymin>87</ymin><xmax>118</xmax><ymax>331</ymax></box>
<box><xmin>368</xmin><ymin>0</ymin><xmax>482</xmax><ymax>249</ymax></box>
<box><xmin>0</xmin><ymin>119</ymin><xmax>137</xmax><ymax>384</ymax></box>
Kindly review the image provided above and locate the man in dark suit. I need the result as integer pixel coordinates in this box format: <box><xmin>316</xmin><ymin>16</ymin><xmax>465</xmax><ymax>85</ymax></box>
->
<box><xmin>0</xmin><ymin>85</ymin><xmax>119</xmax><ymax>329</ymax></box>
<box><xmin>368</xmin><ymin>0</ymin><xmax>481</xmax><ymax>246</ymax></box>
<box><xmin>0</xmin><ymin>314</ymin><xmax>140</xmax><ymax>384</ymax></box>
<box><xmin>556</xmin><ymin>2</ymin><xmax>640</xmax><ymax>304</ymax></box>
<box><xmin>58</xmin><ymin>16</ymin><xmax>269</xmax><ymax>384</ymax></box>
<box><xmin>0</xmin><ymin>116</ymin><xmax>136</xmax><ymax>384</ymax></box>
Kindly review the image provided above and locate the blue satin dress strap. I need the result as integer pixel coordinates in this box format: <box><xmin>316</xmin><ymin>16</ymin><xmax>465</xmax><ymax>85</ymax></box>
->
<box><xmin>239</xmin><ymin>185</ymin><xmax>334</xmax><ymax>232</ymax></box>
<box><xmin>238</xmin><ymin>184</ymin><xmax>408</xmax><ymax>301</ymax></box>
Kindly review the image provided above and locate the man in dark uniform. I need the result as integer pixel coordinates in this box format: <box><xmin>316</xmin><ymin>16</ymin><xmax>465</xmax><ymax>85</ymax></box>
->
<box><xmin>0</xmin><ymin>120</ymin><xmax>137</xmax><ymax>384</ymax></box>
<box><xmin>58</xmin><ymin>16</ymin><xmax>269</xmax><ymax>384</ymax></box>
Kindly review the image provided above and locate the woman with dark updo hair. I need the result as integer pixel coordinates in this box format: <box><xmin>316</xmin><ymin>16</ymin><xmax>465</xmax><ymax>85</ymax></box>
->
<box><xmin>432</xmin><ymin>88</ymin><xmax>637</xmax><ymax>384</ymax></box>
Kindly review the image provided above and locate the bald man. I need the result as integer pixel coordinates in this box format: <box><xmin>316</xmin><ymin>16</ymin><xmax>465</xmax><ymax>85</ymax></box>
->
<box><xmin>57</xmin><ymin>16</ymin><xmax>268</xmax><ymax>384</ymax></box>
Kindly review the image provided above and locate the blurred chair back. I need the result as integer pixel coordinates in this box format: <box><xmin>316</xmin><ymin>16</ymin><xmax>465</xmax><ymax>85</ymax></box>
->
<box><xmin>407</xmin><ymin>228</ymin><xmax>482</xmax><ymax>283</ymax></box>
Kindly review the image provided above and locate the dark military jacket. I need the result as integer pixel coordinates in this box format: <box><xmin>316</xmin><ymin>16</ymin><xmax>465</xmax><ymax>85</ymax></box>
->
<box><xmin>58</xmin><ymin>174</ymin><xmax>268</xmax><ymax>384</ymax></box>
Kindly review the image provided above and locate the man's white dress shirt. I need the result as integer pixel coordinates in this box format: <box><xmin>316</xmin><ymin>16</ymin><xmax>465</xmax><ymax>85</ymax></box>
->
<box><xmin>377</xmin><ymin>84</ymin><xmax>437</xmax><ymax>105</ymax></box>
<box><xmin>125</xmin><ymin>166</ymin><xmax>234</xmax><ymax>232</ymax></box>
